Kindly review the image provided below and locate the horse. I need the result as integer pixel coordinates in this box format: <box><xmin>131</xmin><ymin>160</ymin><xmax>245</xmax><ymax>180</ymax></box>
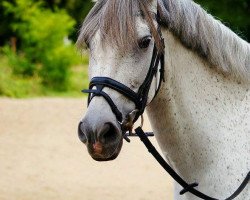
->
<box><xmin>77</xmin><ymin>0</ymin><xmax>250</xmax><ymax>199</ymax></box>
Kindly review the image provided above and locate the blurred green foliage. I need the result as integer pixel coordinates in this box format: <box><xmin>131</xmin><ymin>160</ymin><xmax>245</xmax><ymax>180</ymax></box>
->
<box><xmin>1</xmin><ymin>0</ymin><xmax>83</xmax><ymax>94</ymax></box>
<box><xmin>0</xmin><ymin>55</ymin><xmax>41</xmax><ymax>97</ymax></box>
<box><xmin>45</xmin><ymin>0</ymin><xmax>94</xmax><ymax>41</ymax></box>
<box><xmin>0</xmin><ymin>50</ymin><xmax>89</xmax><ymax>98</ymax></box>
<box><xmin>0</xmin><ymin>0</ymin><xmax>94</xmax><ymax>46</ymax></box>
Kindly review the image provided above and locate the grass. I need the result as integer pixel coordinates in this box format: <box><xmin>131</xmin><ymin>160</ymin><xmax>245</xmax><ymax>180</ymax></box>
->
<box><xmin>0</xmin><ymin>53</ymin><xmax>89</xmax><ymax>98</ymax></box>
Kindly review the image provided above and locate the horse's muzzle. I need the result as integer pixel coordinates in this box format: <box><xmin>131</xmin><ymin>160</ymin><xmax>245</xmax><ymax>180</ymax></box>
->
<box><xmin>78</xmin><ymin>120</ymin><xmax>123</xmax><ymax>161</ymax></box>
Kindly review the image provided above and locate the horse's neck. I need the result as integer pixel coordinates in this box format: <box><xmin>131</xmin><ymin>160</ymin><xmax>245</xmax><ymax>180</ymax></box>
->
<box><xmin>147</xmin><ymin>30</ymin><xmax>250</xmax><ymax>199</ymax></box>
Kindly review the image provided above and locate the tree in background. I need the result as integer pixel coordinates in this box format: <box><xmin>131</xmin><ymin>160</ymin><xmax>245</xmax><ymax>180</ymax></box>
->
<box><xmin>0</xmin><ymin>0</ymin><xmax>15</xmax><ymax>47</ymax></box>
<box><xmin>0</xmin><ymin>0</ymin><xmax>94</xmax><ymax>46</ymax></box>
<box><xmin>45</xmin><ymin>0</ymin><xmax>94</xmax><ymax>41</ymax></box>
<box><xmin>2</xmin><ymin>0</ymin><xmax>79</xmax><ymax>90</ymax></box>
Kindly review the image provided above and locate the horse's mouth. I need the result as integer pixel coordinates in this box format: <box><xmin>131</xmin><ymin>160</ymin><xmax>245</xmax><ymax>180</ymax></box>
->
<box><xmin>89</xmin><ymin>139</ymin><xmax>123</xmax><ymax>162</ymax></box>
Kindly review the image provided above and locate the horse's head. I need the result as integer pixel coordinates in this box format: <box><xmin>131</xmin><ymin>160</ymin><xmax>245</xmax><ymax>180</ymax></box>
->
<box><xmin>77</xmin><ymin>0</ymin><xmax>164</xmax><ymax>161</ymax></box>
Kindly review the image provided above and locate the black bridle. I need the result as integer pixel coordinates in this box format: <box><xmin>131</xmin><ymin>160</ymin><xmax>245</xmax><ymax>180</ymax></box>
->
<box><xmin>82</xmin><ymin>36</ymin><xmax>165</xmax><ymax>124</ymax></box>
<box><xmin>82</xmin><ymin>16</ymin><xmax>249</xmax><ymax>200</ymax></box>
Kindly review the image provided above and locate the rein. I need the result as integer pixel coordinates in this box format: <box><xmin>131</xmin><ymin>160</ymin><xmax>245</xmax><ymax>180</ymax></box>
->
<box><xmin>133</xmin><ymin>127</ymin><xmax>250</xmax><ymax>200</ymax></box>
<box><xmin>82</xmin><ymin>14</ymin><xmax>249</xmax><ymax>200</ymax></box>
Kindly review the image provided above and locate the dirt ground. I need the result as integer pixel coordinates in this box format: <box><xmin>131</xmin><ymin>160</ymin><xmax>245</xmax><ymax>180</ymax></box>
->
<box><xmin>0</xmin><ymin>98</ymin><xmax>173</xmax><ymax>200</ymax></box>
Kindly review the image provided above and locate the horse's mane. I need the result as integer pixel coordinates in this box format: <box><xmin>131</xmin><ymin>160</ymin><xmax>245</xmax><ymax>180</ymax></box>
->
<box><xmin>158</xmin><ymin>0</ymin><xmax>250</xmax><ymax>81</ymax></box>
<box><xmin>77</xmin><ymin>0</ymin><xmax>250</xmax><ymax>81</ymax></box>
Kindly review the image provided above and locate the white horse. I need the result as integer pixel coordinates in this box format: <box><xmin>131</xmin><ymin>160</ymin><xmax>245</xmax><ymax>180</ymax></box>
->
<box><xmin>77</xmin><ymin>0</ymin><xmax>250</xmax><ymax>199</ymax></box>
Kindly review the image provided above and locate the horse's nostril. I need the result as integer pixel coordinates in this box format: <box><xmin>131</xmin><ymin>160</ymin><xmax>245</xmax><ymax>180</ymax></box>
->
<box><xmin>99</xmin><ymin>123</ymin><xmax>118</xmax><ymax>144</ymax></box>
<box><xmin>78</xmin><ymin>122</ymin><xmax>87</xmax><ymax>143</ymax></box>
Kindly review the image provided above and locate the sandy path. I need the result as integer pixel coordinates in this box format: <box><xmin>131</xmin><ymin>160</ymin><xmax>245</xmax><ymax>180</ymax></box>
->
<box><xmin>0</xmin><ymin>98</ymin><xmax>173</xmax><ymax>200</ymax></box>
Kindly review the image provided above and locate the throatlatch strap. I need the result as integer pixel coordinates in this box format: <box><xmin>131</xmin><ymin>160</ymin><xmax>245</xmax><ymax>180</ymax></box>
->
<box><xmin>134</xmin><ymin>127</ymin><xmax>250</xmax><ymax>200</ymax></box>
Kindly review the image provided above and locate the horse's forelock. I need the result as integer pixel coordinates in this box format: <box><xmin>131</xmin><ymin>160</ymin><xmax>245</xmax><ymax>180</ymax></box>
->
<box><xmin>77</xmin><ymin>0</ymin><xmax>163</xmax><ymax>53</ymax></box>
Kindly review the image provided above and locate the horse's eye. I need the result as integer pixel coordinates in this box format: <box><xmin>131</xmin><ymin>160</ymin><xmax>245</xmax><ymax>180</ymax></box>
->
<box><xmin>139</xmin><ymin>36</ymin><xmax>152</xmax><ymax>49</ymax></box>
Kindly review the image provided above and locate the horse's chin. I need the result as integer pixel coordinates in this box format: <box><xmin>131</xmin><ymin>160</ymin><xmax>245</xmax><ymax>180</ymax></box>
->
<box><xmin>91</xmin><ymin>153</ymin><xmax>119</xmax><ymax>162</ymax></box>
